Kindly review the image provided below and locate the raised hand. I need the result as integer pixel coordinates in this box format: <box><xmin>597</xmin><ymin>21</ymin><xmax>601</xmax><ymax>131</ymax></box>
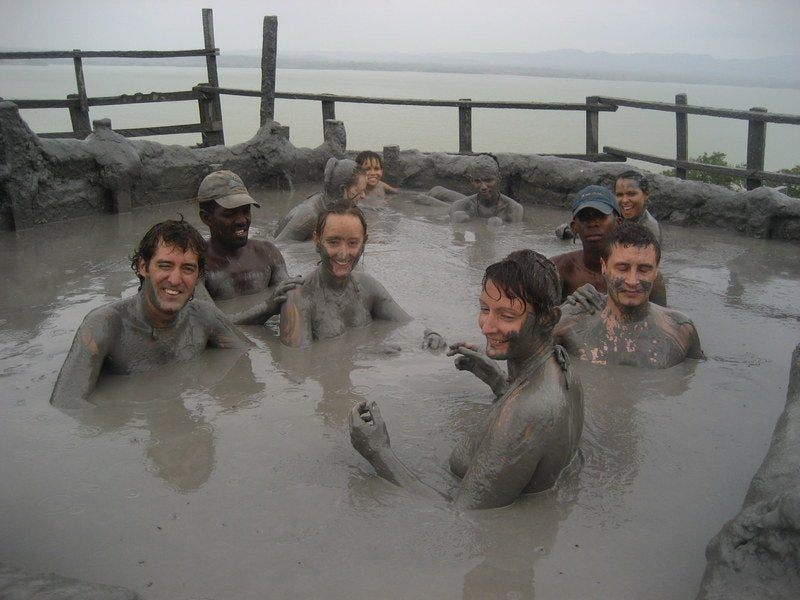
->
<box><xmin>446</xmin><ymin>342</ymin><xmax>508</xmax><ymax>397</ymax></box>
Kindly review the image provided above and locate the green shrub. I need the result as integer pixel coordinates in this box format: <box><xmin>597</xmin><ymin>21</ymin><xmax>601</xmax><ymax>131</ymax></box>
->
<box><xmin>662</xmin><ymin>151</ymin><xmax>744</xmax><ymax>190</ymax></box>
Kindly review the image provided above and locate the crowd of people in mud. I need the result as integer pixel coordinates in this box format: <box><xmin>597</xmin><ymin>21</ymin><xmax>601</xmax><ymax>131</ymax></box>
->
<box><xmin>49</xmin><ymin>152</ymin><xmax>704</xmax><ymax>510</ymax></box>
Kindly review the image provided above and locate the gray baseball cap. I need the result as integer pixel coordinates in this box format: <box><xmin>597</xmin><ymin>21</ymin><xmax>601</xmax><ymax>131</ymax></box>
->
<box><xmin>197</xmin><ymin>170</ymin><xmax>260</xmax><ymax>209</ymax></box>
<box><xmin>571</xmin><ymin>185</ymin><xmax>619</xmax><ymax>217</ymax></box>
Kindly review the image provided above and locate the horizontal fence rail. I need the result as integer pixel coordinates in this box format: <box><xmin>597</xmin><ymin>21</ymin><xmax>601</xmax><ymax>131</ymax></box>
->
<box><xmin>0</xmin><ymin>8</ymin><xmax>224</xmax><ymax>145</ymax></box>
<box><xmin>2</xmin><ymin>10</ymin><xmax>799</xmax><ymax>190</ymax></box>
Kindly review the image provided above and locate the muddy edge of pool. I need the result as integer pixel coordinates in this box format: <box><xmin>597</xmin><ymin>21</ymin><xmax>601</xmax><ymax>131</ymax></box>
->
<box><xmin>2</xmin><ymin>101</ymin><xmax>799</xmax><ymax>241</ymax></box>
<box><xmin>696</xmin><ymin>342</ymin><xmax>800</xmax><ymax>600</ymax></box>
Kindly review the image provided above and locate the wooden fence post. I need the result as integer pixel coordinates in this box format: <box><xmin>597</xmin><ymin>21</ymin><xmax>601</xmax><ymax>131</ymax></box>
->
<box><xmin>69</xmin><ymin>50</ymin><xmax>91</xmax><ymax>138</ymax></box>
<box><xmin>458</xmin><ymin>99</ymin><xmax>472</xmax><ymax>153</ymax></box>
<box><xmin>675</xmin><ymin>93</ymin><xmax>688</xmax><ymax>179</ymax></box>
<box><xmin>585</xmin><ymin>96</ymin><xmax>599</xmax><ymax>155</ymax></box>
<box><xmin>201</xmin><ymin>8</ymin><xmax>224</xmax><ymax>146</ymax></box>
<box><xmin>260</xmin><ymin>16</ymin><xmax>277</xmax><ymax>126</ymax></box>
<box><xmin>321</xmin><ymin>95</ymin><xmax>336</xmax><ymax>126</ymax></box>
<box><xmin>746</xmin><ymin>107</ymin><xmax>767</xmax><ymax>190</ymax></box>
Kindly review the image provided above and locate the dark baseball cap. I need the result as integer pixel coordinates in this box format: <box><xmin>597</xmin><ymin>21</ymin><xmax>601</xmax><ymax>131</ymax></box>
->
<box><xmin>571</xmin><ymin>185</ymin><xmax>620</xmax><ymax>218</ymax></box>
<box><xmin>197</xmin><ymin>170</ymin><xmax>260</xmax><ymax>209</ymax></box>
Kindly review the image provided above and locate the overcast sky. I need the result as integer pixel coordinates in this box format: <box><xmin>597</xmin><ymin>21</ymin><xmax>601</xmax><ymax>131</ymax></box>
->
<box><xmin>1</xmin><ymin>0</ymin><xmax>798</xmax><ymax>59</ymax></box>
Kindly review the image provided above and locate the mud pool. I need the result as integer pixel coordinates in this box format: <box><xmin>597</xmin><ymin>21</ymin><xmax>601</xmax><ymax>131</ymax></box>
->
<box><xmin>1</xmin><ymin>183</ymin><xmax>799</xmax><ymax>599</ymax></box>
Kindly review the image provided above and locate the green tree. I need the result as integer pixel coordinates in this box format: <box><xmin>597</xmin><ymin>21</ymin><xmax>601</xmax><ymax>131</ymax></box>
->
<box><xmin>776</xmin><ymin>165</ymin><xmax>800</xmax><ymax>198</ymax></box>
<box><xmin>663</xmin><ymin>151</ymin><xmax>744</xmax><ymax>190</ymax></box>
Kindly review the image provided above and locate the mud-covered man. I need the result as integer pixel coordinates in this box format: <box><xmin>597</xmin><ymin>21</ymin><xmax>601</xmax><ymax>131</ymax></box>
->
<box><xmin>555</xmin><ymin>222</ymin><xmax>703</xmax><ymax>368</ymax></box>
<box><xmin>449</xmin><ymin>155</ymin><xmax>523</xmax><ymax>225</ymax></box>
<box><xmin>196</xmin><ymin>170</ymin><xmax>302</xmax><ymax>324</ymax></box>
<box><xmin>551</xmin><ymin>185</ymin><xmax>666</xmax><ymax>306</ymax></box>
<box><xmin>50</xmin><ymin>219</ymin><xmax>250</xmax><ymax>409</ymax></box>
<box><xmin>350</xmin><ymin>250</ymin><xmax>583</xmax><ymax>509</ymax></box>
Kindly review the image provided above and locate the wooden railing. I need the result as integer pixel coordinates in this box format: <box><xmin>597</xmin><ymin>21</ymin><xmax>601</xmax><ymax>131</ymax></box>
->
<box><xmin>3</xmin><ymin>11</ymin><xmax>799</xmax><ymax>190</ymax></box>
<box><xmin>0</xmin><ymin>8</ymin><xmax>224</xmax><ymax>146</ymax></box>
<box><xmin>596</xmin><ymin>95</ymin><xmax>800</xmax><ymax>190</ymax></box>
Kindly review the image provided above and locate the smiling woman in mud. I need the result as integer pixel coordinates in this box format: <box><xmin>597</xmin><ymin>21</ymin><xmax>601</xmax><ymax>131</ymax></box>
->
<box><xmin>274</xmin><ymin>157</ymin><xmax>367</xmax><ymax>242</ymax></box>
<box><xmin>279</xmin><ymin>205</ymin><xmax>411</xmax><ymax>347</ymax></box>
<box><xmin>614</xmin><ymin>170</ymin><xmax>662</xmax><ymax>245</ymax></box>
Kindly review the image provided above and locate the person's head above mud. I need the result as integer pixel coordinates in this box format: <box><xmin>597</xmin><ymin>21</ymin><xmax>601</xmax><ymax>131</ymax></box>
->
<box><xmin>570</xmin><ymin>185</ymin><xmax>622</xmax><ymax>251</ymax></box>
<box><xmin>449</xmin><ymin>154</ymin><xmax>523</xmax><ymax>225</ymax></box>
<box><xmin>550</xmin><ymin>185</ymin><xmax>667</xmax><ymax>306</ymax></box>
<box><xmin>195</xmin><ymin>169</ymin><xmax>302</xmax><ymax>319</ymax></box>
<box><xmin>49</xmin><ymin>218</ymin><xmax>250</xmax><ymax>409</ymax></box>
<box><xmin>355</xmin><ymin>150</ymin><xmax>395</xmax><ymax>197</ymax></box>
<box><xmin>469</xmin><ymin>153</ymin><xmax>501</xmax><ymax>199</ymax></box>
<box><xmin>197</xmin><ymin>170</ymin><xmax>260</xmax><ymax>252</ymax></box>
<box><xmin>324</xmin><ymin>157</ymin><xmax>367</xmax><ymax>204</ymax></box>
<box><xmin>273</xmin><ymin>158</ymin><xmax>367</xmax><ymax>242</ymax></box>
<box><xmin>279</xmin><ymin>205</ymin><xmax>410</xmax><ymax>347</ymax></box>
<box><xmin>350</xmin><ymin>249</ymin><xmax>583</xmax><ymax>509</ymax></box>
<box><xmin>614</xmin><ymin>170</ymin><xmax>662</xmax><ymax>244</ymax></box>
<box><xmin>555</xmin><ymin>222</ymin><xmax>703</xmax><ymax>369</ymax></box>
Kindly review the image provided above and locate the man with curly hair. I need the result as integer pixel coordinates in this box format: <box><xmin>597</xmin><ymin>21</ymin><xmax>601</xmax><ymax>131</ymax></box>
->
<box><xmin>50</xmin><ymin>219</ymin><xmax>249</xmax><ymax>409</ymax></box>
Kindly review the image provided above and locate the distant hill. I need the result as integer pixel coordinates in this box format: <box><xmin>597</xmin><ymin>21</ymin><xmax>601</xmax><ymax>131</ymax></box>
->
<box><xmin>273</xmin><ymin>49</ymin><xmax>800</xmax><ymax>89</ymax></box>
<box><xmin>2</xmin><ymin>48</ymin><xmax>798</xmax><ymax>89</ymax></box>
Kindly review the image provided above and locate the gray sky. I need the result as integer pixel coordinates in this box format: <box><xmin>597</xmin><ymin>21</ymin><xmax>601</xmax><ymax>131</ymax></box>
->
<box><xmin>1</xmin><ymin>0</ymin><xmax>798</xmax><ymax>59</ymax></box>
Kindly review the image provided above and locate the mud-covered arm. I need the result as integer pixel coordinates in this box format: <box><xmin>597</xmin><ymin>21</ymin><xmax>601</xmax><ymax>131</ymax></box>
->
<box><xmin>350</xmin><ymin>401</ymin><xmax>446</xmax><ymax>503</ymax></box>
<box><xmin>446</xmin><ymin>342</ymin><xmax>508</xmax><ymax>398</ymax></box>
<box><xmin>382</xmin><ymin>181</ymin><xmax>399</xmax><ymax>195</ymax></box>
<box><xmin>50</xmin><ymin>309</ymin><xmax>116</xmax><ymax>409</ymax></box>
<box><xmin>350</xmin><ymin>391</ymin><xmax>550</xmax><ymax>509</ymax></box>
<box><xmin>278</xmin><ymin>288</ymin><xmax>314</xmax><ymax>347</ymax></box>
<box><xmin>504</xmin><ymin>197</ymin><xmax>524</xmax><ymax>223</ymax></box>
<box><xmin>684</xmin><ymin>321</ymin><xmax>705</xmax><ymax>360</ymax></box>
<box><xmin>448</xmin><ymin>197</ymin><xmax>472</xmax><ymax>220</ymax></box>
<box><xmin>226</xmin><ymin>275</ymin><xmax>305</xmax><ymax>325</ymax></box>
<box><xmin>274</xmin><ymin>210</ymin><xmax>316</xmax><ymax>242</ymax></box>
<box><xmin>361</xmin><ymin>275</ymin><xmax>412</xmax><ymax>323</ymax></box>
<box><xmin>204</xmin><ymin>303</ymin><xmax>253</xmax><ymax>348</ymax></box>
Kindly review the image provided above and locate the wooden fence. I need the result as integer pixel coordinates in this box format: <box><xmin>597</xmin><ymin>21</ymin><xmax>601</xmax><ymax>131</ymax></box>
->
<box><xmin>3</xmin><ymin>10</ymin><xmax>800</xmax><ymax>190</ymax></box>
<box><xmin>0</xmin><ymin>8</ymin><xmax>224</xmax><ymax>146</ymax></box>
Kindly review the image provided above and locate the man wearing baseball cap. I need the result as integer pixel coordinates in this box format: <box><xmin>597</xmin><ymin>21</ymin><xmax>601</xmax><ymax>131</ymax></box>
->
<box><xmin>197</xmin><ymin>169</ymin><xmax>302</xmax><ymax>325</ymax></box>
<box><xmin>550</xmin><ymin>185</ymin><xmax>666</xmax><ymax>306</ymax></box>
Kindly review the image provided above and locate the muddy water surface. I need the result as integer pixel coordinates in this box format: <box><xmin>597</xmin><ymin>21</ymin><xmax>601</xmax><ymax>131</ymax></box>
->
<box><xmin>1</xmin><ymin>184</ymin><xmax>799</xmax><ymax>599</ymax></box>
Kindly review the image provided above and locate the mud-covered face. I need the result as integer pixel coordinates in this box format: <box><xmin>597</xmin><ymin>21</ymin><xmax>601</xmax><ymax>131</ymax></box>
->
<box><xmin>201</xmin><ymin>203</ymin><xmax>251</xmax><ymax>249</ymax></box>
<box><xmin>570</xmin><ymin>207</ymin><xmax>621</xmax><ymax>252</ymax></box>
<box><xmin>360</xmin><ymin>158</ymin><xmax>383</xmax><ymax>190</ymax></box>
<box><xmin>341</xmin><ymin>173</ymin><xmax>367</xmax><ymax>205</ymax></box>
<box><xmin>601</xmin><ymin>243</ymin><xmax>659</xmax><ymax>310</ymax></box>
<box><xmin>138</xmin><ymin>241</ymin><xmax>200</xmax><ymax>319</ymax></box>
<box><xmin>314</xmin><ymin>214</ymin><xmax>366</xmax><ymax>280</ymax></box>
<box><xmin>471</xmin><ymin>176</ymin><xmax>500</xmax><ymax>202</ymax></box>
<box><xmin>478</xmin><ymin>279</ymin><xmax>534</xmax><ymax>360</ymax></box>
<box><xmin>615</xmin><ymin>178</ymin><xmax>649</xmax><ymax>220</ymax></box>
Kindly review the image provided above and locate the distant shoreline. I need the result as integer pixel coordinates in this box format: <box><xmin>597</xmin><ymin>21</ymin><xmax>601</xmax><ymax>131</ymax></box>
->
<box><xmin>2</xmin><ymin>49</ymin><xmax>799</xmax><ymax>91</ymax></box>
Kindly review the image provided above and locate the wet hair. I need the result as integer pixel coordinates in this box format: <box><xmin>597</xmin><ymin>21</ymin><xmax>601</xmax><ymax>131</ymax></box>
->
<box><xmin>615</xmin><ymin>170</ymin><xmax>650</xmax><ymax>194</ymax></box>
<box><xmin>130</xmin><ymin>217</ymin><xmax>206</xmax><ymax>290</ymax></box>
<box><xmin>482</xmin><ymin>249</ymin><xmax>561</xmax><ymax>316</ymax></box>
<box><xmin>313</xmin><ymin>204</ymin><xmax>368</xmax><ymax>240</ymax></box>
<box><xmin>602</xmin><ymin>221</ymin><xmax>661</xmax><ymax>264</ymax></box>
<box><xmin>355</xmin><ymin>150</ymin><xmax>382</xmax><ymax>168</ymax></box>
<box><xmin>469</xmin><ymin>154</ymin><xmax>501</xmax><ymax>180</ymax></box>
<box><xmin>323</xmin><ymin>157</ymin><xmax>364</xmax><ymax>200</ymax></box>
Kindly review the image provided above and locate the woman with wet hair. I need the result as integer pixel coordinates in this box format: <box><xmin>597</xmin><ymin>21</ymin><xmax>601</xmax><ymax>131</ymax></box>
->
<box><xmin>614</xmin><ymin>170</ymin><xmax>662</xmax><ymax>245</ymax></box>
<box><xmin>279</xmin><ymin>205</ymin><xmax>411</xmax><ymax>346</ymax></box>
<box><xmin>274</xmin><ymin>157</ymin><xmax>367</xmax><ymax>242</ymax></box>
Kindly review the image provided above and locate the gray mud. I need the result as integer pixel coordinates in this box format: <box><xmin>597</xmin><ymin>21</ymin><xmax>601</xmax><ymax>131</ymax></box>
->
<box><xmin>1</xmin><ymin>183</ymin><xmax>798</xmax><ymax>599</ymax></box>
